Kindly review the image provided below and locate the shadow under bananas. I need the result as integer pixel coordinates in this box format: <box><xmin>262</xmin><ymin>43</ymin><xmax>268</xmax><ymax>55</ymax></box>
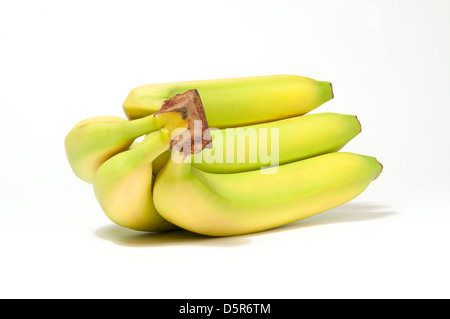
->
<box><xmin>263</xmin><ymin>201</ymin><xmax>398</xmax><ymax>235</ymax></box>
<box><xmin>94</xmin><ymin>201</ymin><xmax>397</xmax><ymax>247</ymax></box>
<box><xmin>94</xmin><ymin>225</ymin><xmax>251</xmax><ymax>247</ymax></box>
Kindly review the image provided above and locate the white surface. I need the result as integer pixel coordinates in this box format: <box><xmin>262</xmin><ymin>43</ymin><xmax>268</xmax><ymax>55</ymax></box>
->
<box><xmin>1</xmin><ymin>0</ymin><xmax>449</xmax><ymax>299</ymax></box>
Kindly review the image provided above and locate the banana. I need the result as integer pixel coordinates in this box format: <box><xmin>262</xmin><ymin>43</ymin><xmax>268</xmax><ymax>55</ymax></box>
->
<box><xmin>191</xmin><ymin>112</ymin><xmax>361</xmax><ymax>174</ymax></box>
<box><xmin>65</xmin><ymin>115</ymin><xmax>159</xmax><ymax>184</ymax></box>
<box><xmin>67</xmin><ymin>74</ymin><xmax>382</xmax><ymax>238</ymax></box>
<box><xmin>93</xmin><ymin>130</ymin><xmax>179</xmax><ymax>232</ymax></box>
<box><xmin>117</xmin><ymin>112</ymin><xmax>361</xmax><ymax>176</ymax></box>
<box><xmin>122</xmin><ymin>74</ymin><xmax>334</xmax><ymax>128</ymax></box>
<box><xmin>153</xmin><ymin>152</ymin><xmax>383</xmax><ymax>236</ymax></box>
<box><xmin>65</xmin><ymin>89</ymin><xmax>204</xmax><ymax>184</ymax></box>
<box><xmin>92</xmin><ymin>89</ymin><xmax>211</xmax><ymax>231</ymax></box>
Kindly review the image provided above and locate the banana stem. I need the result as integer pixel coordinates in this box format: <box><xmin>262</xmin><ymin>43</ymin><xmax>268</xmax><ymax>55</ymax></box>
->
<box><xmin>161</xmin><ymin>153</ymin><xmax>192</xmax><ymax>179</ymax></box>
<box><xmin>129</xmin><ymin>89</ymin><xmax>213</xmax><ymax>168</ymax></box>
<box><xmin>156</xmin><ymin>89</ymin><xmax>212</xmax><ymax>154</ymax></box>
<box><xmin>125</xmin><ymin>114</ymin><xmax>161</xmax><ymax>137</ymax></box>
<box><xmin>138</xmin><ymin>130</ymin><xmax>173</xmax><ymax>163</ymax></box>
<box><xmin>127</xmin><ymin>89</ymin><xmax>212</xmax><ymax>155</ymax></box>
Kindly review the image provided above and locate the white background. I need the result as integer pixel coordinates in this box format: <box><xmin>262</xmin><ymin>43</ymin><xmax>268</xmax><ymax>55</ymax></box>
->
<box><xmin>1</xmin><ymin>0</ymin><xmax>449</xmax><ymax>299</ymax></box>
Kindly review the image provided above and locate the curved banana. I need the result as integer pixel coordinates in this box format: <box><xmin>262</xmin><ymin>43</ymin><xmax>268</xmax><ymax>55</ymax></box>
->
<box><xmin>65</xmin><ymin>89</ymin><xmax>201</xmax><ymax>184</ymax></box>
<box><xmin>65</xmin><ymin>115</ymin><xmax>159</xmax><ymax>184</ymax></box>
<box><xmin>123</xmin><ymin>74</ymin><xmax>334</xmax><ymax>128</ymax></box>
<box><xmin>153</xmin><ymin>152</ymin><xmax>383</xmax><ymax>236</ymax></box>
<box><xmin>92</xmin><ymin>89</ymin><xmax>211</xmax><ymax>231</ymax></box>
<box><xmin>191</xmin><ymin>112</ymin><xmax>361</xmax><ymax>174</ymax></box>
<box><xmin>131</xmin><ymin>112</ymin><xmax>361</xmax><ymax>176</ymax></box>
<box><xmin>93</xmin><ymin>130</ymin><xmax>178</xmax><ymax>232</ymax></box>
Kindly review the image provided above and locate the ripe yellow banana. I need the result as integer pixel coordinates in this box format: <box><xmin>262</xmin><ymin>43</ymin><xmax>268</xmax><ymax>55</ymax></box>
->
<box><xmin>153</xmin><ymin>152</ymin><xmax>383</xmax><ymax>236</ymax></box>
<box><xmin>93</xmin><ymin>130</ymin><xmax>179</xmax><ymax>232</ymax></box>
<box><xmin>65</xmin><ymin>115</ymin><xmax>160</xmax><ymax>184</ymax></box>
<box><xmin>138</xmin><ymin>112</ymin><xmax>361</xmax><ymax>176</ymax></box>
<box><xmin>97</xmin><ymin>112</ymin><xmax>361</xmax><ymax>231</ymax></box>
<box><xmin>123</xmin><ymin>74</ymin><xmax>334</xmax><ymax>128</ymax></box>
<box><xmin>191</xmin><ymin>112</ymin><xmax>361</xmax><ymax>174</ymax></box>
<box><xmin>66</xmin><ymin>75</ymin><xmax>383</xmax><ymax>238</ymax></box>
<box><xmin>92</xmin><ymin>89</ymin><xmax>211</xmax><ymax>231</ymax></box>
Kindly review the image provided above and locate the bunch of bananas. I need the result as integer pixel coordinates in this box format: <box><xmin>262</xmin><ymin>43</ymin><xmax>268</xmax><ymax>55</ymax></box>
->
<box><xmin>65</xmin><ymin>75</ymin><xmax>382</xmax><ymax>236</ymax></box>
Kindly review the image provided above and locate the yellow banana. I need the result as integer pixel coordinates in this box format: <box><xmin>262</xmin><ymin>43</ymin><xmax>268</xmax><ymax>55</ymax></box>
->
<box><xmin>64</xmin><ymin>89</ymin><xmax>202</xmax><ymax>184</ymax></box>
<box><xmin>191</xmin><ymin>112</ymin><xmax>361</xmax><ymax>174</ymax></box>
<box><xmin>66</xmin><ymin>74</ymin><xmax>383</xmax><ymax>238</ymax></box>
<box><xmin>99</xmin><ymin>112</ymin><xmax>361</xmax><ymax>231</ymax></box>
<box><xmin>93</xmin><ymin>130</ymin><xmax>178</xmax><ymax>232</ymax></box>
<box><xmin>153</xmin><ymin>152</ymin><xmax>383</xmax><ymax>236</ymax></box>
<box><xmin>65</xmin><ymin>115</ymin><xmax>159</xmax><ymax>184</ymax></box>
<box><xmin>122</xmin><ymin>74</ymin><xmax>333</xmax><ymax>128</ymax></box>
<box><xmin>92</xmin><ymin>89</ymin><xmax>211</xmax><ymax>231</ymax></box>
<box><xmin>129</xmin><ymin>112</ymin><xmax>361</xmax><ymax>176</ymax></box>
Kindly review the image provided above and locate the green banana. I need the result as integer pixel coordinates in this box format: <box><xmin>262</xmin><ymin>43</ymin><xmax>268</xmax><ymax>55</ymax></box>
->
<box><xmin>122</xmin><ymin>74</ymin><xmax>334</xmax><ymax>128</ymax></box>
<box><xmin>153</xmin><ymin>152</ymin><xmax>383</xmax><ymax>236</ymax></box>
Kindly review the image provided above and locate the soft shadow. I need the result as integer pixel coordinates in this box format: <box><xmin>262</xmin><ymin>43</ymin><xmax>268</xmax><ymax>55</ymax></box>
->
<box><xmin>262</xmin><ymin>201</ymin><xmax>398</xmax><ymax>235</ymax></box>
<box><xmin>95</xmin><ymin>225</ymin><xmax>251</xmax><ymax>247</ymax></box>
<box><xmin>94</xmin><ymin>201</ymin><xmax>397</xmax><ymax>246</ymax></box>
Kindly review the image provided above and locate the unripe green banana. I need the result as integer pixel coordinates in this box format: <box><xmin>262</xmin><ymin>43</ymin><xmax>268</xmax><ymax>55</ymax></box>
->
<box><xmin>93</xmin><ymin>130</ymin><xmax>178</xmax><ymax>232</ymax></box>
<box><xmin>153</xmin><ymin>152</ymin><xmax>383</xmax><ymax>236</ymax></box>
<box><xmin>123</xmin><ymin>75</ymin><xmax>334</xmax><ymax>128</ymax></box>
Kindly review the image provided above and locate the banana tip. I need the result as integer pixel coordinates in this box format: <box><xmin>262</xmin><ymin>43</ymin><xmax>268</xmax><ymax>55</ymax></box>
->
<box><xmin>354</xmin><ymin>115</ymin><xmax>362</xmax><ymax>133</ymax></box>
<box><xmin>373</xmin><ymin>157</ymin><xmax>383</xmax><ymax>180</ymax></box>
